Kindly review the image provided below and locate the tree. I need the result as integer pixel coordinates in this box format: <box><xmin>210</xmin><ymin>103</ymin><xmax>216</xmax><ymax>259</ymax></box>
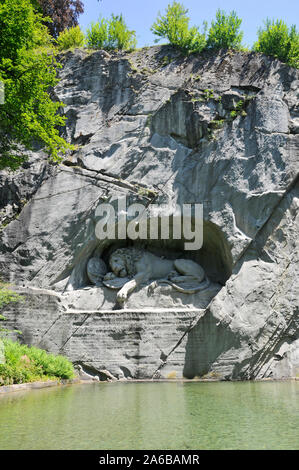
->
<box><xmin>151</xmin><ymin>1</ymin><xmax>206</xmax><ymax>54</ymax></box>
<box><xmin>33</xmin><ymin>0</ymin><xmax>84</xmax><ymax>38</ymax></box>
<box><xmin>254</xmin><ymin>19</ymin><xmax>299</xmax><ymax>68</ymax></box>
<box><xmin>56</xmin><ymin>25</ymin><xmax>85</xmax><ymax>51</ymax></box>
<box><xmin>207</xmin><ymin>9</ymin><xmax>243</xmax><ymax>50</ymax></box>
<box><xmin>86</xmin><ymin>14</ymin><xmax>137</xmax><ymax>51</ymax></box>
<box><xmin>0</xmin><ymin>0</ymin><xmax>72</xmax><ymax>170</ymax></box>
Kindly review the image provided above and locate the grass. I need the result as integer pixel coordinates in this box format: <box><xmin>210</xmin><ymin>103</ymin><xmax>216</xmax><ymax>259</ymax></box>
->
<box><xmin>0</xmin><ymin>339</ymin><xmax>75</xmax><ymax>386</ymax></box>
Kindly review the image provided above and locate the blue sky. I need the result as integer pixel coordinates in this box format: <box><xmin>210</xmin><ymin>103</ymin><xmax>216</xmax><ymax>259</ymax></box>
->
<box><xmin>79</xmin><ymin>0</ymin><xmax>299</xmax><ymax>48</ymax></box>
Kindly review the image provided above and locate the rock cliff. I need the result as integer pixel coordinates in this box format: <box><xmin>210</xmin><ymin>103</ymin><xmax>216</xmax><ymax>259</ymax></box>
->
<box><xmin>1</xmin><ymin>46</ymin><xmax>298</xmax><ymax>380</ymax></box>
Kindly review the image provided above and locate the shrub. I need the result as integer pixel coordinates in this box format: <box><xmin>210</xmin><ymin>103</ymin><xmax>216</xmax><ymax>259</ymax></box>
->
<box><xmin>86</xmin><ymin>14</ymin><xmax>137</xmax><ymax>51</ymax></box>
<box><xmin>108</xmin><ymin>14</ymin><xmax>137</xmax><ymax>50</ymax></box>
<box><xmin>289</xmin><ymin>35</ymin><xmax>299</xmax><ymax>68</ymax></box>
<box><xmin>207</xmin><ymin>9</ymin><xmax>243</xmax><ymax>50</ymax></box>
<box><xmin>254</xmin><ymin>19</ymin><xmax>299</xmax><ymax>68</ymax></box>
<box><xmin>56</xmin><ymin>25</ymin><xmax>85</xmax><ymax>51</ymax></box>
<box><xmin>0</xmin><ymin>363</ymin><xmax>35</xmax><ymax>385</ymax></box>
<box><xmin>0</xmin><ymin>283</ymin><xmax>22</xmax><ymax>310</ymax></box>
<box><xmin>0</xmin><ymin>339</ymin><xmax>75</xmax><ymax>385</ymax></box>
<box><xmin>0</xmin><ymin>285</ymin><xmax>22</xmax><ymax>355</ymax></box>
<box><xmin>85</xmin><ymin>18</ymin><xmax>108</xmax><ymax>50</ymax></box>
<box><xmin>151</xmin><ymin>1</ymin><xmax>206</xmax><ymax>54</ymax></box>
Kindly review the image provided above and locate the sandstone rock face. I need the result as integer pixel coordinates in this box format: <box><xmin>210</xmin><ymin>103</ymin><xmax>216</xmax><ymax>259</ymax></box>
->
<box><xmin>0</xmin><ymin>47</ymin><xmax>298</xmax><ymax>380</ymax></box>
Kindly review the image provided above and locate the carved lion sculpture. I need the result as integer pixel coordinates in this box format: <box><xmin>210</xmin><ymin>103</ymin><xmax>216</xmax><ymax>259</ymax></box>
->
<box><xmin>102</xmin><ymin>247</ymin><xmax>209</xmax><ymax>305</ymax></box>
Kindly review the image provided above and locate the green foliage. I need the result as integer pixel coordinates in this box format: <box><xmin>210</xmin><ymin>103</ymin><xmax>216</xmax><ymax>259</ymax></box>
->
<box><xmin>0</xmin><ymin>339</ymin><xmax>75</xmax><ymax>385</ymax></box>
<box><xmin>0</xmin><ymin>283</ymin><xmax>74</xmax><ymax>385</ymax></box>
<box><xmin>0</xmin><ymin>363</ymin><xmax>38</xmax><ymax>385</ymax></box>
<box><xmin>159</xmin><ymin>55</ymin><xmax>174</xmax><ymax>67</ymax></box>
<box><xmin>86</xmin><ymin>18</ymin><xmax>108</xmax><ymax>50</ymax></box>
<box><xmin>86</xmin><ymin>14</ymin><xmax>137</xmax><ymax>51</ymax></box>
<box><xmin>150</xmin><ymin>3</ymin><xmax>297</xmax><ymax>66</ymax></box>
<box><xmin>0</xmin><ymin>284</ymin><xmax>22</xmax><ymax>310</ymax></box>
<box><xmin>288</xmin><ymin>34</ymin><xmax>299</xmax><ymax>69</ymax></box>
<box><xmin>151</xmin><ymin>1</ymin><xmax>206</xmax><ymax>54</ymax></box>
<box><xmin>230</xmin><ymin>99</ymin><xmax>247</xmax><ymax>119</ymax></box>
<box><xmin>56</xmin><ymin>25</ymin><xmax>85</xmax><ymax>51</ymax></box>
<box><xmin>0</xmin><ymin>284</ymin><xmax>22</xmax><ymax>337</ymax></box>
<box><xmin>235</xmin><ymin>100</ymin><xmax>244</xmax><ymax>111</ymax></box>
<box><xmin>203</xmin><ymin>89</ymin><xmax>214</xmax><ymax>100</ymax></box>
<box><xmin>0</xmin><ymin>0</ymin><xmax>51</xmax><ymax>63</ymax></box>
<box><xmin>254</xmin><ymin>19</ymin><xmax>299</xmax><ymax>68</ymax></box>
<box><xmin>210</xmin><ymin>119</ymin><xmax>224</xmax><ymax>129</ymax></box>
<box><xmin>108</xmin><ymin>14</ymin><xmax>137</xmax><ymax>50</ymax></box>
<box><xmin>207</xmin><ymin>9</ymin><xmax>243</xmax><ymax>50</ymax></box>
<box><xmin>0</xmin><ymin>0</ymin><xmax>73</xmax><ymax>170</ymax></box>
<box><xmin>32</xmin><ymin>0</ymin><xmax>84</xmax><ymax>39</ymax></box>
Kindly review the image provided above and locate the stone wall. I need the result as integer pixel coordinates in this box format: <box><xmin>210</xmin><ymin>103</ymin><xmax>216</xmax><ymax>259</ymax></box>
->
<box><xmin>0</xmin><ymin>46</ymin><xmax>298</xmax><ymax>379</ymax></box>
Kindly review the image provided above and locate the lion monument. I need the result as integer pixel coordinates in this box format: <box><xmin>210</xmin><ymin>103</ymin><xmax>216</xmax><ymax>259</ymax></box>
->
<box><xmin>88</xmin><ymin>247</ymin><xmax>210</xmax><ymax>305</ymax></box>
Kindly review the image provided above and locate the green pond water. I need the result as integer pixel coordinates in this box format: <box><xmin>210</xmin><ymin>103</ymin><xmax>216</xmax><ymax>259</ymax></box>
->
<box><xmin>0</xmin><ymin>381</ymin><xmax>298</xmax><ymax>450</ymax></box>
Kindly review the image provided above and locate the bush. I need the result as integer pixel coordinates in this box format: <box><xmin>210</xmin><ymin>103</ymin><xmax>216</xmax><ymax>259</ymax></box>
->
<box><xmin>0</xmin><ymin>285</ymin><xmax>22</xmax><ymax>350</ymax></box>
<box><xmin>56</xmin><ymin>25</ymin><xmax>85</xmax><ymax>51</ymax></box>
<box><xmin>254</xmin><ymin>19</ymin><xmax>299</xmax><ymax>68</ymax></box>
<box><xmin>86</xmin><ymin>18</ymin><xmax>108</xmax><ymax>50</ymax></box>
<box><xmin>151</xmin><ymin>1</ymin><xmax>206</xmax><ymax>54</ymax></box>
<box><xmin>86</xmin><ymin>14</ymin><xmax>137</xmax><ymax>51</ymax></box>
<box><xmin>0</xmin><ymin>363</ymin><xmax>35</xmax><ymax>385</ymax></box>
<box><xmin>207</xmin><ymin>9</ymin><xmax>243</xmax><ymax>50</ymax></box>
<box><xmin>108</xmin><ymin>14</ymin><xmax>137</xmax><ymax>50</ymax></box>
<box><xmin>0</xmin><ymin>283</ymin><xmax>22</xmax><ymax>310</ymax></box>
<box><xmin>0</xmin><ymin>339</ymin><xmax>75</xmax><ymax>385</ymax></box>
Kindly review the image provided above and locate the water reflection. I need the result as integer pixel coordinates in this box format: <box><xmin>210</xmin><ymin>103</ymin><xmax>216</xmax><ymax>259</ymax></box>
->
<box><xmin>0</xmin><ymin>381</ymin><xmax>298</xmax><ymax>450</ymax></box>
